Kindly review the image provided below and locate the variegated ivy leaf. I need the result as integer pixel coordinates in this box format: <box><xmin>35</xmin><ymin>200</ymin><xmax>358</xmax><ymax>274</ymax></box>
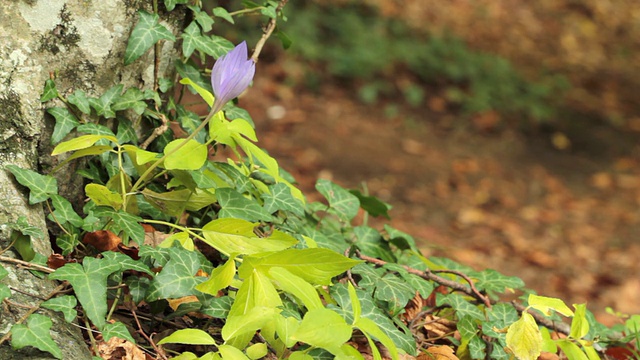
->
<box><xmin>124</xmin><ymin>10</ymin><xmax>175</xmax><ymax>65</ymax></box>
<box><xmin>11</xmin><ymin>314</ymin><xmax>62</xmax><ymax>359</ymax></box>
<box><xmin>6</xmin><ymin>165</ymin><xmax>58</xmax><ymax>204</ymax></box>
<box><xmin>146</xmin><ymin>246</ymin><xmax>202</xmax><ymax>301</ymax></box>
<box><xmin>315</xmin><ymin>179</ymin><xmax>360</xmax><ymax>221</ymax></box>
<box><xmin>216</xmin><ymin>188</ymin><xmax>274</xmax><ymax>222</ymax></box>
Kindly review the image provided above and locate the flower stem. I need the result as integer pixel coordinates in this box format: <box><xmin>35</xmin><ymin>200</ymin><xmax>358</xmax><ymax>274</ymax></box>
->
<box><xmin>131</xmin><ymin>107</ymin><xmax>218</xmax><ymax>193</ymax></box>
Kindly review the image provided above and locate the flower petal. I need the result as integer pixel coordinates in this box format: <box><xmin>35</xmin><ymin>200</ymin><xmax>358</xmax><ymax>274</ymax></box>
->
<box><xmin>210</xmin><ymin>41</ymin><xmax>255</xmax><ymax>114</ymax></box>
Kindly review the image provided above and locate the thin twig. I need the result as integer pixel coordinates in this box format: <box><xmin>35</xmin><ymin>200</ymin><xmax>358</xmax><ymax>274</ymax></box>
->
<box><xmin>131</xmin><ymin>308</ymin><xmax>167</xmax><ymax>360</ymax></box>
<box><xmin>356</xmin><ymin>252</ymin><xmax>572</xmax><ymax>335</ymax></box>
<box><xmin>140</xmin><ymin>112</ymin><xmax>170</xmax><ymax>149</ymax></box>
<box><xmin>250</xmin><ymin>0</ymin><xmax>289</xmax><ymax>63</ymax></box>
<box><xmin>431</xmin><ymin>269</ymin><xmax>491</xmax><ymax>308</ymax></box>
<box><xmin>0</xmin><ymin>256</ymin><xmax>55</xmax><ymax>273</ymax></box>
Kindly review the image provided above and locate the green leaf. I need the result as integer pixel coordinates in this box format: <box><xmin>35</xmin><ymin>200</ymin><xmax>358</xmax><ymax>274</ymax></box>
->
<box><xmin>52</xmin><ymin>134</ymin><xmax>117</xmax><ymax>155</ymax></box>
<box><xmin>556</xmin><ymin>339</ymin><xmax>589</xmax><ymax>360</ymax></box>
<box><xmin>42</xmin><ymin>295</ymin><xmax>78</xmax><ymax>323</ymax></box>
<box><xmin>219</xmin><ymin>344</ymin><xmax>250</xmax><ymax>360</ymax></box>
<box><xmin>48</xmin><ymin>257</ymin><xmax>122</xmax><ymax>329</ymax></box>
<box><xmin>349</xmin><ymin>190</ymin><xmax>391</xmax><ymax>219</ymax></box>
<box><xmin>276</xmin><ymin>30</ymin><xmax>293</xmax><ymax>50</ymax></box>
<box><xmin>189</xmin><ymin>6</ymin><xmax>214</xmax><ymax>32</ymax></box>
<box><xmin>0</xmin><ymin>284</ymin><xmax>10</xmax><ymax>303</ymax></box>
<box><xmin>163</xmin><ymin>139</ymin><xmax>207</xmax><ymax>170</ymax></box>
<box><xmin>146</xmin><ymin>246</ymin><xmax>201</xmax><ymax>301</ymax></box>
<box><xmin>275</xmin><ymin>314</ymin><xmax>300</xmax><ymax>348</ymax></box>
<box><xmin>77</xmin><ymin>123</ymin><xmax>116</xmax><ymax>137</ymax></box>
<box><xmin>246</xmin><ymin>343</ymin><xmax>268</xmax><ymax>360</ymax></box>
<box><xmin>505</xmin><ymin>312</ymin><xmax>542</xmax><ymax>360</ymax></box>
<box><xmin>199</xmin><ymin>295</ymin><xmax>233</xmax><ymax>318</ymax></box>
<box><xmin>116</xmin><ymin>118</ymin><xmax>138</xmax><ymax>145</ymax></box>
<box><xmin>223</xmin><ymin>306</ymin><xmax>279</xmax><ymax>342</ymax></box>
<box><xmin>158</xmin><ymin>329</ymin><xmax>217</xmax><ymax>345</ymax></box>
<box><xmin>315</xmin><ymin>179</ymin><xmax>360</xmax><ymax>221</ymax></box>
<box><xmin>11</xmin><ymin>314</ymin><xmax>62</xmax><ymax>359</ymax></box>
<box><xmin>353</xmin><ymin>226</ymin><xmax>394</xmax><ymax>262</ymax></box>
<box><xmin>6</xmin><ymin>165</ymin><xmax>58</xmax><ymax>204</ymax></box>
<box><xmin>110</xmin><ymin>210</ymin><xmax>145</xmax><ymax>245</ymax></box>
<box><xmin>195</xmin><ymin>256</ymin><xmax>236</xmax><ymax>296</ymax></box>
<box><xmin>12</xmin><ymin>231</ymin><xmax>35</xmax><ymax>261</ymax></box>
<box><xmin>269</xmin><ymin>267</ymin><xmax>323</xmax><ymax>310</ymax></box>
<box><xmin>125</xmin><ymin>10</ymin><xmax>175</xmax><ymax>65</ymax></box>
<box><xmin>176</xmin><ymin>60</ymin><xmax>212</xmax><ymax>95</ymax></box>
<box><xmin>102</xmin><ymin>321</ymin><xmax>135</xmax><ymax>343</ymax></box>
<box><xmin>141</xmin><ymin>188</ymin><xmax>217</xmax><ymax>217</ymax></box>
<box><xmin>241</xmin><ymin>248</ymin><xmax>360</xmax><ymax>285</ymax></box>
<box><xmin>261</xmin><ymin>183</ymin><xmax>304</xmax><ymax>216</ymax></box>
<box><xmin>40</xmin><ymin>79</ymin><xmax>59</xmax><ymax>102</ymax></box>
<box><xmin>50</xmin><ymin>194</ymin><xmax>83</xmax><ymax>227</ymax></box>
<box><xmin>201</xmin><ymin>218</ymin><xmax>296</xmax><ymax>256</ymax></box>
<box><xmin>88</xmin><ymin>84</ymin><xmax>123</xmax><ymax>118</ymax></box>
<box><xmin>472</xmin><ymin>269</ymin><xmax>525</xmax><ymax>299</ymax></box>
<box><xmin>384</xmin><ymin>225</ymin><xmax>418</xmax><ymax>252</ymax></box>
<box><xmin>179</xmin><ymin>77</ymin><xmax>214</xmax><ymax>107</ymax></box>
<box><xmin>55</xmin><ymin>234</ymin><xmax>78</xmax><ymax>256</ymax></box>
<box><xmin>483</xmin><ymin>302</ymin><xmax>519</xmax><ymax>338</ymax></box>
<box><xmin>437</xmin><ymin>293</ymin><xmax>486</xmax><ymax>321</ymax></box>
<box><xmin>47</xmin><ymin>107</ymin><xmax>79</xmax><ymax>144</ymax></box>
<box><xmin>181</xmin><ymin>22</ymin><xmax>233</xmax><ymax>58</ymax></box>
<box><xmin>527</xmin><ymin>294</ymin><xmax>574</xmax><ymax>317</ymax></box>
<box><xmin>570</xmin><ymin>303</ymin><xmax>589</xmax><ymax>339</ymax></box>
<box><xmin>51</xmin><ymin>145</ymin><xmax>113</xmax><ymax>172</ymax></box>
<box><xmin>6</xmin><ymin>216</ymin><xmax>44</xmax><ymax>240</ymax></box>
<box><xmin>163</xmin><ymin>0</ymin><xmax>188</xmax><ymax>11</ymax></box>
<box><xmin>355</xmin><ymin>317</ymin><xmax>399</xmax><ymax>360</ymax></box>
<box><xmin>291</xmin><ymin>308</ymin><xmax>352</xmax><ymax>354</ymax></box>
<box><xmin>67</xmin><ymin>89</ymin><xmax>91</xmax><ymax>114</ymax></box>
<box><xmin>111</xmin><ymin>87</ymin><xmax>146</xmax><ymax>114</ymax></box>
<box><xmin>213</xmin><ymin>7</ymin><xmax>234</xmax><ymax>24</ymax></box>
<box><xmin>85</xmin><ymin>184</ymin><xmax>123</xmax><ymax>210</ymax></box>
<box><xmin>125</xmin><ymin>277</ymin><xmax>150</xmax><ymax>303</ymax></box>
<box><xmin>101</xmin><ymin>251</ymin><xmax>152</xmax><ymax>275</ymax></box>
<box><xmin>374</xmin><ymin>274</ymin><xmax>415</xmax><ymax>312</ymax></box>
<box><xmin>217</xmin><ymin>188</ymin><xmax>274</xmax><ymax>222</ymax></box>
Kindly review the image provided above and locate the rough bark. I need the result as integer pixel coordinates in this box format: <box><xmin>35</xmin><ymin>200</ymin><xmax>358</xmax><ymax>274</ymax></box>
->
<box><xmin>0</xmin><ymin>1</ymin><xmax>183</xmax><ymax>358</ymax></box>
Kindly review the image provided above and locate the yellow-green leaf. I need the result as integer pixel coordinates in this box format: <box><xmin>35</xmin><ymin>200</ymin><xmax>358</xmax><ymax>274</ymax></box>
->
<box><xmin>52</xmin><ymin>134</ymin><xmax>117</xmax><ymax>155</ymax></box>
<box><xmin>268</xmin><ymin>267</ymin><xmax>323</xmax><ymax>310</ymax></box>
<box><xmin>85</xmin><ymin>183</ymin><xmax>123</xmax><ymax>210</ymax></box>
<box><xmin>528</xmin><ymin>294</ymin><xmax>574</xmax><ymax>317</ymax></box>
<box><xmin>163</xmin><ymin>139</ymin><xmax>207</xmax><ymax>170</ymax></box>
<box><xmin>157</xmin><ymin>329</ymin><xmax>216</xmax><ymax>345</ymax></box>
<box><xmin>556</xmin><ymin>339</ymin><xmax>589</xmax><ymax>360</ymax></box>
<box><xmin>570</xmin><ymin>303</ymin><xmax>589</xmax><ymax>339</ymax></box>
<box><xmin>180</xmin><ymin>77</ymin><xmax>214</xmax><ymax>107</ymax></box>
<box><xmin>291</xmin><ymin>308</ymin><xmax>352</xmax><ymax>355</ymax></box>
<box><xmin>506</xmin><ymin>312</ymin><xmax>543</xmax><ymax>360</ymax></box>
<box><xmin>195</xmin><ymin>256</ymin><xmax>236</xmax><ymax>295</ymax></box>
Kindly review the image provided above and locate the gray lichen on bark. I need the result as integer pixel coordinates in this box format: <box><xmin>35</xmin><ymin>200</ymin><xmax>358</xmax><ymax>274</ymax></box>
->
<box><xmin>0</xmin><ymin>0</ymin><xmax>182</xmax><ymax>358</ymax></box>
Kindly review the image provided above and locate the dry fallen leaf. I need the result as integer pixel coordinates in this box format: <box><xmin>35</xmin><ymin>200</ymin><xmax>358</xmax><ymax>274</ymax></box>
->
<box><xmin>420</xmin><ymin>346</ymin><xmax>459</xmax><ymax>360</ymax></box>
<box><xmin>95</xmin><ymin>336</ymin><xmax>145</xmax><ymax>360</ymax></box>
<box><xmin>82</xmin><ymin>230</ymin><xmax>121</xmax><ymax>252</ymax></box>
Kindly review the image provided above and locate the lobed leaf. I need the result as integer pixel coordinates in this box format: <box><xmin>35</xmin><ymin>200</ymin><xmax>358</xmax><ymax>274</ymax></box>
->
<box><xmin>124</xmin><ymin>10</ymin><xmax>175</xmax><ymax>65</ymax></box>
<box><xmin>6</xmin><ymin>165</ymin><xmax>58</xmax><ymax>204</ymax></box>
<box><xmin>11</xmin><ymin>314</ymin><xmax>62</xmax><ymax>359</ymax></box>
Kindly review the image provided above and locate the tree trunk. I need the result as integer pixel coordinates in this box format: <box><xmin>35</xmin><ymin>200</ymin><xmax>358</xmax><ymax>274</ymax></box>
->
<box><xmin>0</xmin><ymin>1</ymin><xmax>182</xmax><ymax>358</ymax></box>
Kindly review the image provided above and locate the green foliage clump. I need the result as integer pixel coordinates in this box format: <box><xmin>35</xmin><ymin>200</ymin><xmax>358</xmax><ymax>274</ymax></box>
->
<box><xmin>285</xmin><ymin>1</ymin><xmax>569</xmax><ymax>124</ymax></box>
<box><xmin>0</xmin><ymin>1</ymin><xmax>638</xmax><ymax>360</ymax></box>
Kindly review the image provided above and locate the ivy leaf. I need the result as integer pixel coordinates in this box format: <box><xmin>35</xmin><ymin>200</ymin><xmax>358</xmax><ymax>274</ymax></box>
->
<box><xmin>201</xmin><ymin>218</ymin><xmax>297</xmax><ymax>256</ymax></box>
<box><xmin>41</xmin><ymin>295</ymin><xmax>78</xmax><ymax>323</ymax></box>
<box><xmin>102</xmin><ymin>321</ymin><xmax>135</xmax><ymax>343</ymax></box>
<box><xmin>163</xmin><ymin>0</ymin><xmax>188</xmax><ymax>11</ymax></box>
<box><xmin>331</xmin><ymin>284</ymin><xmax>417</xmax><ymax>355</ymax></box>
<box><xmin>471</xmin><ymin>269</ymin><xmax>525</xmax><ymax>299</ymax></box>
<box><xmin>67</xmin><ymin>89</ymin><xmax>91</xmax><ymax>114</ymax></box>
<box><xmin>125</xmin><ymin>277</ymin><xmax>150</xmax><ymax>303</ymax></box>
<box><xmin>176</xmin><ymin>60</ymin><xmax>211</xmax><ymax>94</ymax></box>
<box><xmin>116</xmin><ymin>118</ymin><xmax>138</xmax><ymax>145</ymax></box>
<box><xmin>49</xmin><ymin>194</ymin><xmax>83</xmax><ymax>227</ymax></box>
<box><xmin>315</xmin><ymin>179</ymin><xmax>360</xmax><ymax>221</ymax></box>
<box><xmin>373</xmin><ymin>274</ymin><xmax>415</xmax><ymax>312</ymax></box>
<box><xmin>88</xmin><ymin>84</ymin><xmax>123</xmax><ymax>118</ymax></box>
<box><xmin>48</xmin><ymin>257</ymin><xmax>122</xmax><ymax>329</ymax></box>
<box><xmin>101</xmin><ymin>252</ymin><xmax>152</xmax><ymax>275</ymax></box>
<box><xmin>213</xmin><ymin>7</ymin><xmax>234</xmax><ymax>24</ymax></box>
<box><xmin>146</xmin><ymin>246</ymin><xmax>201</xmax><ymax>301</ymax></box>
<box><xmin>384</xmin><ymin>225</ymin><xmax>418</xmax><ymax>252</ymax></box>
<box><xmin>349</xmin><ymin>189</ymin><xmax>392</xmax><ymax>219</ymax></box>
<box><xmin>216</xmin><ymin>188</ymin><xmax>273</xmax><ymax>222</ymax></box>
<box><xmin>262</xmin><ymin>183</ymin><xmax>304</xmax><ymax>216</ymax></box>
<box><xmin>506</xmin><ymin>312</ymin><xmax>543</xmax><ymax>360</ymax></box>
<box><xmin>181</xmin><ymin>22</ymin><xmax>234</xmax><ymax>59</ymax></box>
<box><xmin>353</xmin><ymin>226</ymin><xmax>394</xmax><ymax>262</ymax></box>
<box><xmin>189</xmin><ymin>6</ymin><xmax>214</xmax><ymax>32</ymax></box>
<box><xmin>483</xmin><ymin>303</ymin><xmax>519</xmax><ymax>339</ymax></box>
<box><xmin>124</xmin><ymin>10</ymin><xmax>176</xmax><ymax>65</ymax></box>
<box><xmin>6</xmin><ymin>165</ymin><xmax>58</xmax><ymax>204</ymax></box>
<box><xmin>241</xmin><ymin>248</ymin><xmax>361</xmax><ymax>285</ymax></box>
<box><xmin>6</xmin><ymin>216</ymin><xmax>45</xmax><ymax>240</ymax></box>
<box><xmin>47</xmin><ymin>107</ymin><xmax>79</xmax><ymax>144</ymax></box>
<box><xmin>0</xmin><ymin>266</ymin><xmax>10</xmax><ymax>302</ymax></box>
<box><xmin>223</xmin><ymin>104</ymin><xmax>254</xmax><ymax>127</ymax></box>
<box><xmin>437</xmin><ymin>293</ymin><xmax>486</xmax><ymax>321</ymax></box>
<box><xmin>199</xmin><ymin>295</ymin><xmax>233</xmax><ymax>319</ymax></box>
<box><xmin>40</xmin><ymin>79</ymin><xmax>59</xmax><ymax>102</ymax></box>
<box><xmin>111</xmin><ymin>87</ymin><xmax>146</xmax><ymax>114</ymax></box>
<box><xmin>11</xmin><ymin>314</ymin><xmax>62</xmax><ymax>359</ymax></box>
<box><xmin>110</xmin><ymin>210</ymin><xmax>145</xmax><ymax>245</ymax></box>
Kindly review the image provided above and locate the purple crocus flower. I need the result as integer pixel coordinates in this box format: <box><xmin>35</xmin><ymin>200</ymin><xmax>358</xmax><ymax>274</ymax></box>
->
<box><xmin>210</xmin><ymin>41</ymin><xmax>255</xmax><ymax>115</ymax></box>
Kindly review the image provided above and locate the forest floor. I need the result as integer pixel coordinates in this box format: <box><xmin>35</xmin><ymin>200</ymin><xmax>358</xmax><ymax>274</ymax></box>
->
<box><xmin>236</xmin><ymin>62</ymin><xmax>640</xmax><ymax>324</ymax></box>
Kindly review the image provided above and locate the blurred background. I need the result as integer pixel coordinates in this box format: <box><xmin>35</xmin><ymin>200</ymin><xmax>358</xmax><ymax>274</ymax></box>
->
<box><xmin>213</xmin><ymin>0</ymin><xmax>640</xmax><ymax>321</ymax></box>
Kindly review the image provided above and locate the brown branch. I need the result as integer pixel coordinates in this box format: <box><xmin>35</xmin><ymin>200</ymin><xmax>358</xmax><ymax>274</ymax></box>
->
<box><xmin>250</xmin><ymin>0</ymin><xmax>289</xmax><ymax>63</ymax></box>
<box><xmin>356</xmin><ymin>252</ymin><xmax>572</xmax><ymax>335</ymax></box>
<box><xmin>131</xmin><ymin>307</ymin><xmax>168</xmax><ymax>360</ymax></box>
<box><xmin>356</xmin><ymin>252</ymin><xmax>491</xmax><ymax>307</ymax></box>
<box><xmin>139</xmin><ymin>112</ymin><xmax>170</xmax><ymax>149</ymax></box>
<box><xmin>431</xmin><ymin>269</ymin><xmax>491</xmax><ymax>308</ymax></box>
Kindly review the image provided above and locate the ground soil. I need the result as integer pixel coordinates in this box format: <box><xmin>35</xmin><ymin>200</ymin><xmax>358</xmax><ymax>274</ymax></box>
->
<box><xmin>240</xmin><ymin>62</ymin><xmax>640</xmax><ymax>323</ymax></box>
